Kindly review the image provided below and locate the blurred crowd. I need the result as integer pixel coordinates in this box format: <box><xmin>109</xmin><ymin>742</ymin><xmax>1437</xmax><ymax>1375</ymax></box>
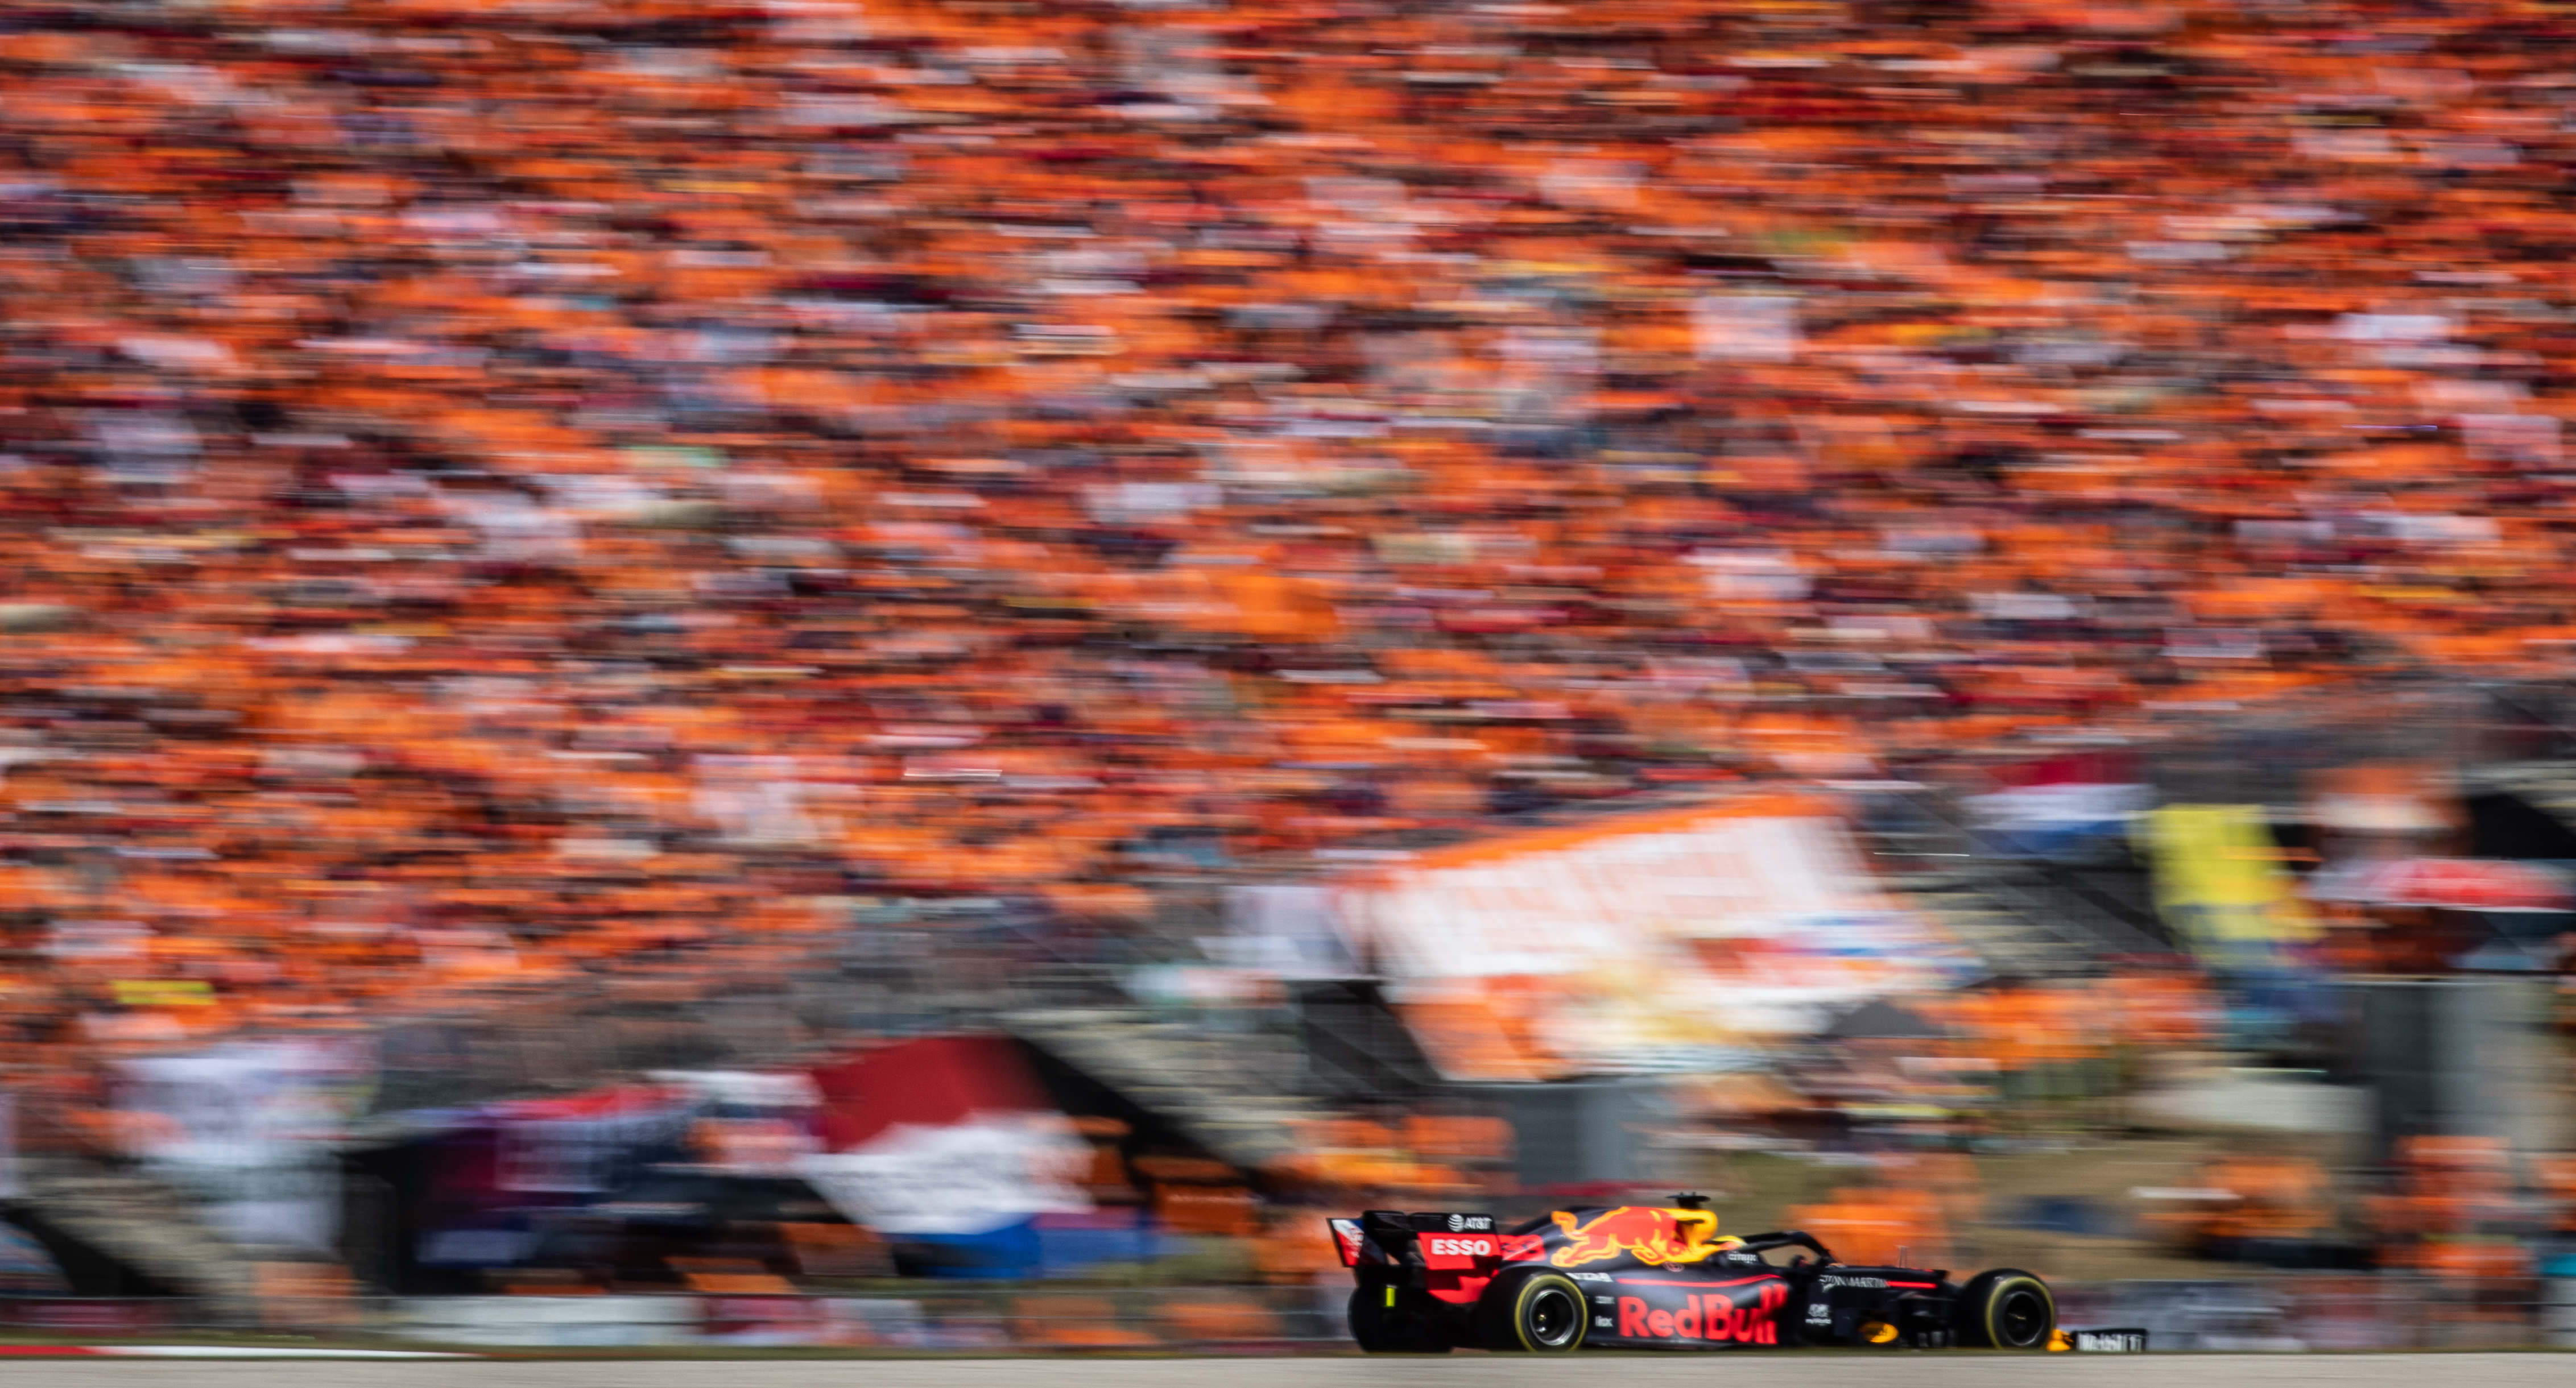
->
<box><xmin>8</xmin><ymin>0</ymin><xmax>2576</xmax><ymax>1111</ymax></box>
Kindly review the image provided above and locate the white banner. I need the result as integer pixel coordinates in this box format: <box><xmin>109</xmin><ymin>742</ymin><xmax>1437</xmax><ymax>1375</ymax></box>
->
<box><xmin>117</xmin><ymin>1040</ymin><xmax>370</xmax><ymax>1252</ymax></box>
<box><xmin>1341</xmin><ymin>799</ymin><xmax>1970</xmax><ymax>1075</ymax></box>
<box><xmin>800</xmin><ymin>1113</ymin><xmax>1090</xmax><ymax>1236</ymax></box>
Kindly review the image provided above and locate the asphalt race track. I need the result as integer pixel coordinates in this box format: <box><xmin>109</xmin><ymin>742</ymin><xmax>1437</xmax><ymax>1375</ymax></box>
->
<box><xmin>0</xmin><ymin>1355</ymin><xmax>2566</xmax><ymax>1387</ymax></box>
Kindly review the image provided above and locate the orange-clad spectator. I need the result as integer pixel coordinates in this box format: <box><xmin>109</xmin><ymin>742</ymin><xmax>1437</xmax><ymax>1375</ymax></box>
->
<box><xmin>2370</xmin><ymin>1138</ymin><xmax>2533</xmax><ymax>1290</ymax></box>
<box><xmin>1784</xmin><ymin>1186</ymin><xmax>1952</xmax><ymax>1270</ymax></box>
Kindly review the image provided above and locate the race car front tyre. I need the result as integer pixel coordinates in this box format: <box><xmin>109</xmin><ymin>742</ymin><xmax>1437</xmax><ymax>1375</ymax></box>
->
<box><xmin>1476</xmin><ymin>1270</ymin><xmax>1589</xmax><ymax>1354</ymax></box>
<box><xmin>1348</xmin><ymin>1286</ymin><xmax>1452</xmax><ymax>1353</ymax></box>
<box><xmin>1953</xmin><ymin>1269</ymin><xmax>2054</xmax><ymax>1350</ymax></box>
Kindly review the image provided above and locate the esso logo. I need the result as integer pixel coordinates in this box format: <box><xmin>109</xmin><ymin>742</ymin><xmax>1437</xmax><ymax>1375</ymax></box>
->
<box><xmin>1426</xmin><ymin>1237</ymin><xmax>1495</xmax><ymax>1258</ymax></box>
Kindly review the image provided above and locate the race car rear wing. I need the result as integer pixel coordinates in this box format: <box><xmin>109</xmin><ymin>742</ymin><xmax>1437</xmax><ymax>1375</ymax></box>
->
<box><xmin>1329</xmin><ymin>1211</ymin><xmax>1529</xmax><ymax>1270</ymax></box>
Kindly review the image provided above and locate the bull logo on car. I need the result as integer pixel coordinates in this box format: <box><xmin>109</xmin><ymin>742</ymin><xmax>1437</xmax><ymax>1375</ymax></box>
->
<box><xmin>1549</xmin><ymin>1207</ymin><xmax>1736</xmax><ymax>1268</ymax></box>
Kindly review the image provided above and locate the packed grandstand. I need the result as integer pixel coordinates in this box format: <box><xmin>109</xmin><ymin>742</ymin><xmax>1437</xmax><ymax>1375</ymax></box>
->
<box><xmin>5</xmin><ymin>0</ymin><xmax>2566</xmax><ymax>1053</ymax></box>
<box><xmin>0</xmin><ymin>0</ymin><xmax>2574</xmax><ymax>1340</ymax></box>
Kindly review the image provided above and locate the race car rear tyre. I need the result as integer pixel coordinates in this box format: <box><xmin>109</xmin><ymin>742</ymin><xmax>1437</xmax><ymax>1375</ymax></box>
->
<box><xmin>1954</xmin><ymin>1269</ymin><xmax>2055</xmax><ymax>1350</ymax></box>
<box><xmin>1476</xmin><ymin>1270</ymin><xmax>1589</xmax><ymax>1354</ymax></box>
<box><xmin>1348</xmin><ymin>1287</ymin><xmax>1452</xmax><ymax>1353</ymax></box>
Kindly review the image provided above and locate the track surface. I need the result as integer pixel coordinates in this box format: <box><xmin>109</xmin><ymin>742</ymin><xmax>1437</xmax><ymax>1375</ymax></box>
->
<box><xmin>0</xmin><ymin>1355</ymin><xmax>2563</xmax><ymax>1387</ymax></box>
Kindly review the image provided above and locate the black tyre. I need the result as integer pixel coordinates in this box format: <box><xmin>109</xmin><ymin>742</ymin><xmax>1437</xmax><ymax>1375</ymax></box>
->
<box><xmin>1348</xmin><ymin>1286</ymin><xmax>1452</xmax><ymax>1353</ymax></box>
<box><xmin>1476</xmin><ymin>1270</ymin><xmax>1590</xmax><ymax>1354</ymax></box>
<box><xmin>1953</xmin><ymin>1269</ymin><xmax>2054</xmax><ymax>1350</ymax></box>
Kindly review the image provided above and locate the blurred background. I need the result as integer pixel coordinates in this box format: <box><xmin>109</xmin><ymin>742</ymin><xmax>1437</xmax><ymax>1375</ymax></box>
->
<box><xmin>0</xmin><ymin>0</ymin><xmax>2574</xmax><ymax>1357</ymax></box>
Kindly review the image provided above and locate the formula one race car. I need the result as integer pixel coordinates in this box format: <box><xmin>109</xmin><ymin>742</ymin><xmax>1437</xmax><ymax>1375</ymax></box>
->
<box><xmin>1329</xmin><ymin>1197</ymin><xmax>2098</xmax><ymax>1354</ymax></box>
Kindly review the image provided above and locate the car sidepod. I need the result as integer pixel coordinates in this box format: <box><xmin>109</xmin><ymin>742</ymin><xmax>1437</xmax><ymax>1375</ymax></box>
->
<box><xmin>1792</xmin><ymin>1268</ymin><xmax>1959</xmax><ymax>1347</ymax></box>
<box><xmin>1576</xmin><ymin>1268</ymin><xmax>1791</xmax><ymax>1349</ymax></box>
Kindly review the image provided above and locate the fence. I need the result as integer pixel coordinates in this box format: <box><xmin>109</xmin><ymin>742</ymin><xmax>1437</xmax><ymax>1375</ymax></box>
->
<box><xmin>8</xmin><ymin>900</ymin><xmax>1205</xmax><ymax>1158</ymax></box>
<box><xmin>22</xmin><ymin>674</ymin><xmax>2576</xmax><ymax>1150</ymax></box>
<box><xmin>2059</xmin><ymin>1273</ymin><xmax>2576</xmax><ymax>1352</ymax></box>
<box><xmin>0</xmin><ymin>1285</ymin><xmax>1352</xmax><ymax>1350</ymax></box>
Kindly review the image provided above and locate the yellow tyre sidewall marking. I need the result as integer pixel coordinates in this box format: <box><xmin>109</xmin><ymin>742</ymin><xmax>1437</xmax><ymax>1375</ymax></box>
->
<box><xmin>1518</xmin><ymin>1274</ymin><xmax>1585</xmax><ymax>1352</ymax></box>
<box><xmin>1987</xmin><ymin>1277</ymin><xmax>2053</xmax><ymax>1348</ymax></box>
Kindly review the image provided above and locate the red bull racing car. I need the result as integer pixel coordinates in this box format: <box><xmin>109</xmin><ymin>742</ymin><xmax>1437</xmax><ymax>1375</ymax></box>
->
<box><xmin>1329</xmin><ymin>1198</ymin><xmax>2112</xmax><ymax>1354</ymax></box>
